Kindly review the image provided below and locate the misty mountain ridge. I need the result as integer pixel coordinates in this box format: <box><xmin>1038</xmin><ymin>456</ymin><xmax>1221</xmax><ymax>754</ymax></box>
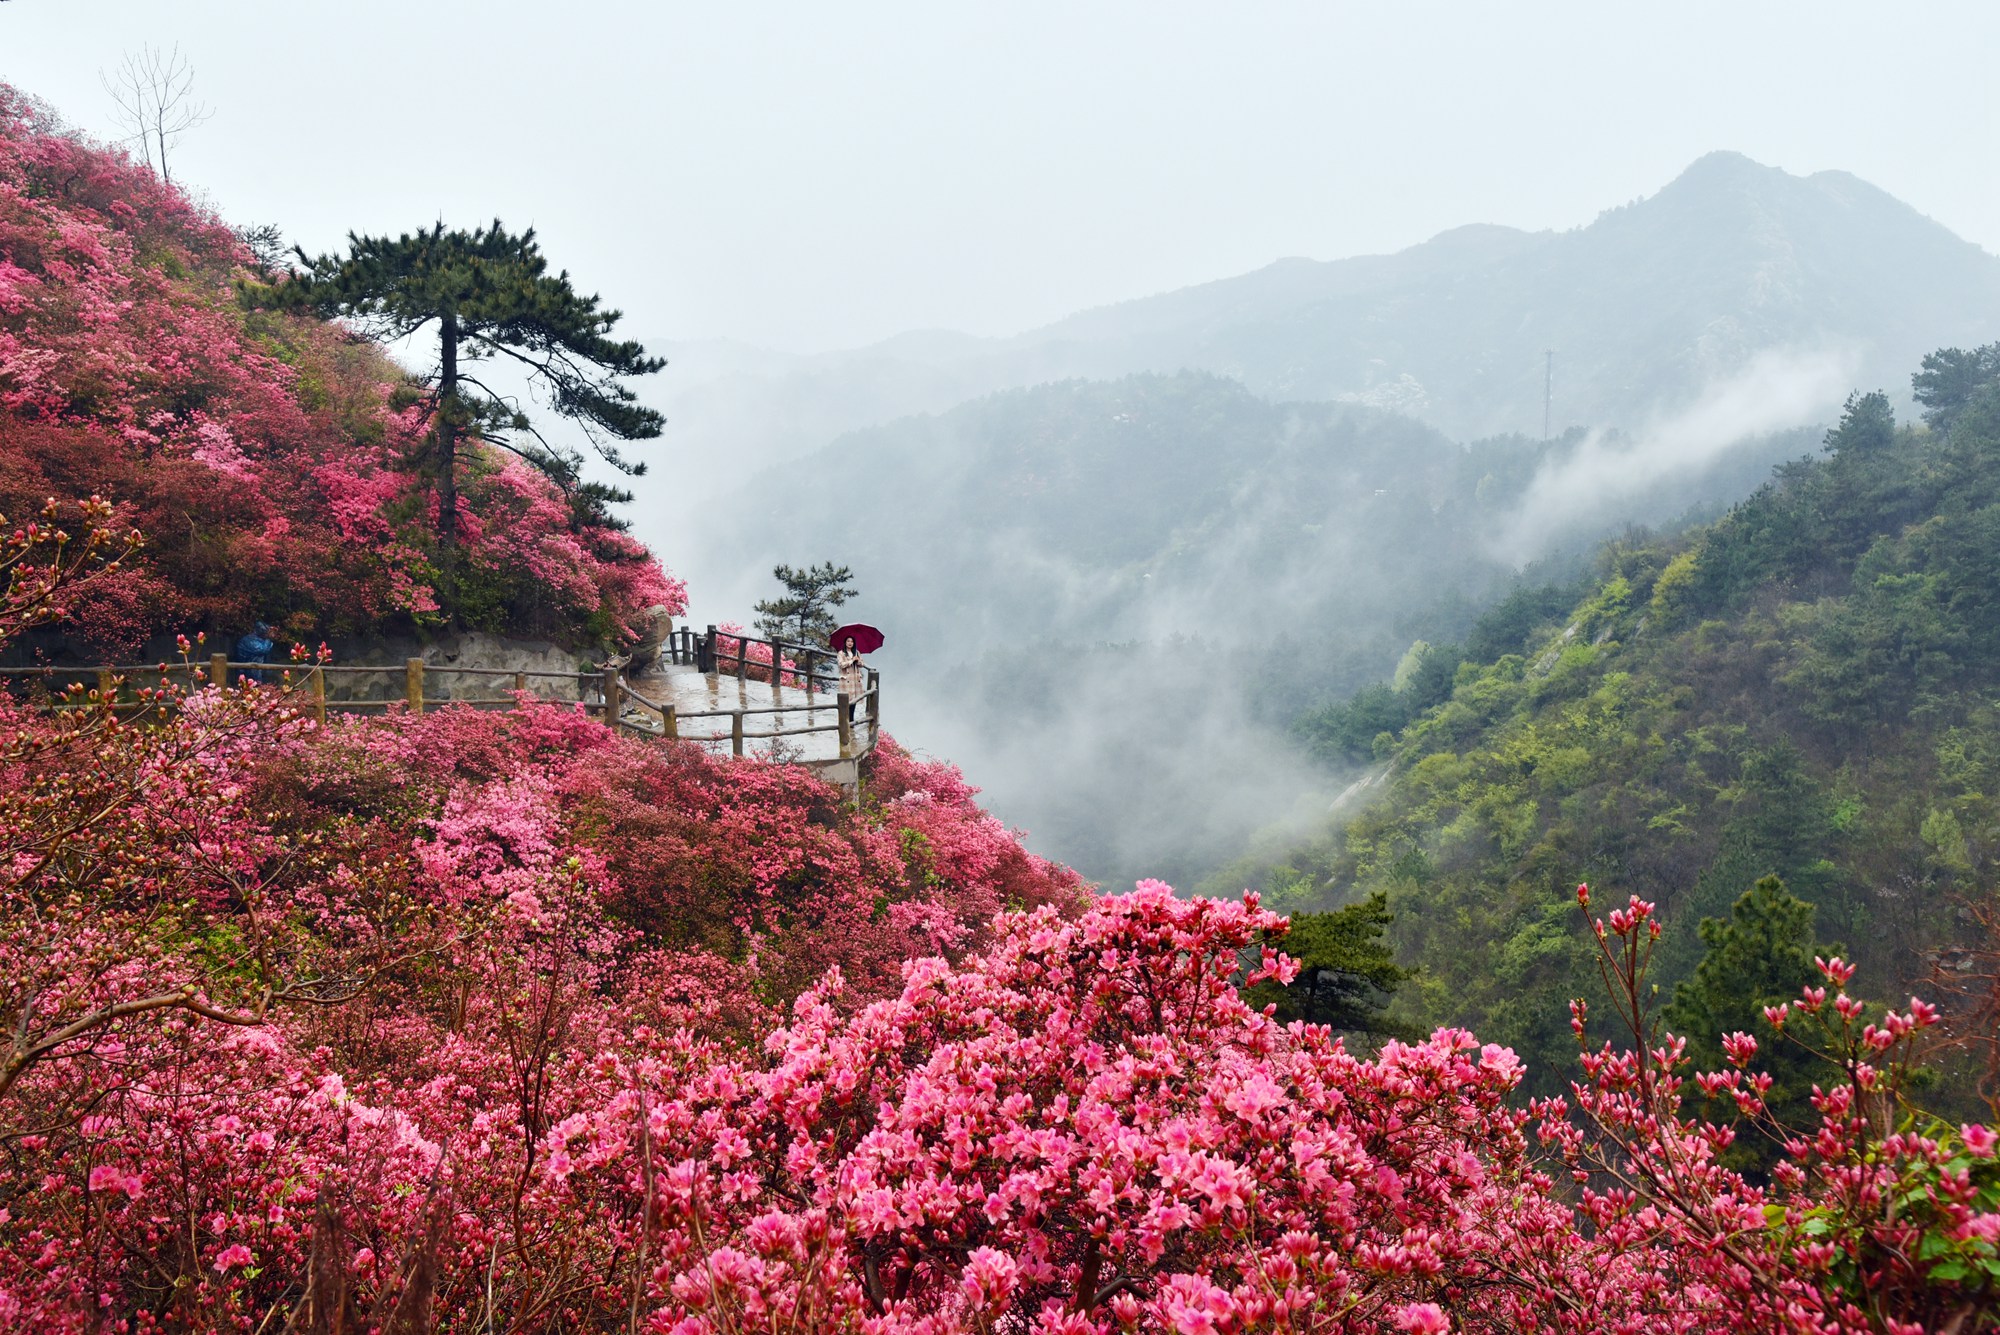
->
<box><xmin>645</xmin><ymin>150</ymin><xmax>2000</xmax><ymax>502</ymax></box>
<box><xmin>688</xmin><ymin>368</ymin><xmax>1817</xmax><ymax>891</ymax></box>
<box><xmin>662</xmin><ymin>152</ymin><xmax>1996</xmax><ymax>893</ymax></box>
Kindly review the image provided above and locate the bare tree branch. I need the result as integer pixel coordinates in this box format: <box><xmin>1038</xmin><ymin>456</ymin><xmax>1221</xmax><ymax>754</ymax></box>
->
<box><xmin>99</xmin><ymin>44</ymin><xmax>212</xmax><ymax>186</ymax></box>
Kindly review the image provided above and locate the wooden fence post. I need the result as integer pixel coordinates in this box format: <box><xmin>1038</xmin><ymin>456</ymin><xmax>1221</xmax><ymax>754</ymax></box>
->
<box><xmin>603</xmin><ymin>665</ymin><xmax>623</xmax><ymax>726</ymax></box>
<box><xmin>513</xmin><ymin>670</ymin><xmax>527</xmax><ymax>696</ymax></box>
<box><xmin>311</xmin><ymin>666</ymin><xmax>327</xmax><ymax>726</ymax></box>
<box><xmin>735</xmin><ymin>634</ymin><xmax>748</xmax><ymax>683</ymax></box>
<box><xmin>406</xmin><ymin>658</ymin><xmax>425</xmax><ymax>716</ymax></box>
<box><xmin>836</xmin><ymin>694</ymin><xmax>853</xmax><ymax>756</ymax></box>
<box><xmin>97</xmin><ymin>667</ymin><xmax>113</xmax><ymax>706</ymax></box>
<box><xmin>210</xmin><ymin>652</ymin><xmax>228</xmax><ymax>688</ymax></box>
<box><xmin>731</xmin><ymin>711</ymin><xmax>744</xmax><ymax>757</ymax></box>
<box><xmin>701</xmin><ymin>625</ymin><xmax>716</xmax><ymax>674</ymax></box>
<box><xmin>663</xmin><ymin>704</ymin><xmax>678</xmax><ymax>739</ymax></box>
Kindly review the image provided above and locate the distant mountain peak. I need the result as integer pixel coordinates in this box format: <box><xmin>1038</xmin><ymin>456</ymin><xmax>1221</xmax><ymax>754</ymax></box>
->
<box><xmin>1654</xmin><ymin>150</ymin><xmax>1913</xmax><ymax>218</ymax></box>
<box><xmin>1647</xmin><ymin>150</ymin><xmax>1799</xmax><ymax>209</ymax></box>
<box><xmin>1675</xmin><ymin>148</ymin><xmax>1774</xmax><ymax>179</ymax></box>
<box><xmin>1413</xmin><ymin>222</ymin><xmax>1539</xmax><ymax>255</ymax></box>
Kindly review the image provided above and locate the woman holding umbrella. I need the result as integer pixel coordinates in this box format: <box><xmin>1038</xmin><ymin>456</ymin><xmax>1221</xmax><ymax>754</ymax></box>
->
<box><xmin>829</xmin><ymin>622</ymin><xmax>883</xmax><ymax>719</ymax></box>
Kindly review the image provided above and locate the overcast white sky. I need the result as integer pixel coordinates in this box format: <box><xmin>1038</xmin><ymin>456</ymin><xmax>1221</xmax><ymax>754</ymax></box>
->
<box><xmin>4</xmin><ymin>1</ymin><xmax>1996</xmax><ymax>353</ymax></box>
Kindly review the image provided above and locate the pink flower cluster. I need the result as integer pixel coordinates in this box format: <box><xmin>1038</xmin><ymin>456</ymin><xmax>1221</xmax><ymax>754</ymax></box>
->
<box><xmin>548</xmin><ymin>882</ymin><xmax>1615</xmax><ymax>1332</ymax></box>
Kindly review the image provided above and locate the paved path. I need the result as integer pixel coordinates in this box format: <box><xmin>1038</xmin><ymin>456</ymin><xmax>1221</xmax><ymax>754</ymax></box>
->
<box><xmin>619</xmin><ymin>663</ymin><xmax>877</xmax><ymax>764</ymax></box>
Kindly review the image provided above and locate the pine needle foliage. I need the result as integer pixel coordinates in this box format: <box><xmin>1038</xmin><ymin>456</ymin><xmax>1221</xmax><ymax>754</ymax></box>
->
<box><xmin>754</xmin><ymin>561</ymin><xmax>858</xmax><ymax>644</ymax></box>
<box><xmin>242</xmin><ymin>221</ymin><xmax>664</xmax><ymax>541</ymax></box>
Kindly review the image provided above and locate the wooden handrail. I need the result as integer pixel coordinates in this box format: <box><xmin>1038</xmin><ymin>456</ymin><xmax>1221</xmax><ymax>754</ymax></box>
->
<box><xmin>0</xmin><ymin>663</ymin><xmax>602</xmax><ymax>680</ymax></box>
<box><xmin>667</xmin><ymin>698</ymin><xmax>861</xmax><ymax>720</ymax></box>
<box><xmin>4</xmin><ymin>622</ymin><xmax>885</xmax><ymax>766</ymax></box>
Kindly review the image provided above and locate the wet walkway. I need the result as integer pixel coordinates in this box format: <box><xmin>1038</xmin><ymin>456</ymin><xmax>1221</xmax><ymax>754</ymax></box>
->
<box><xmin>617</xmin><ymin>662</ymin><xmax>880</xmax><ymax>766</ymax></box>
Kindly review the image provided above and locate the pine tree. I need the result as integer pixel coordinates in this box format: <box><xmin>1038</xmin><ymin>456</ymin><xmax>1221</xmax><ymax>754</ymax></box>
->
<box><xmin>1665</xmin><ymin>874</ymin><xmax>1837</xmax><ymax>1168</ymax></box>
<box><xmin>241</xmin><ymin>221</ymin><xmax>663</xmax><ymax>543</ymax></box>
<box><xmin>1246</xmin><ymin>893</ymin><xmax>1409</xmax><ymax>1035</ymax></box>
<box><xmin>754</xmin><ymin>562</ymin><xmax>857</xmax><ymax>644</ymax></box>
<box><xmin>1822</xmin><ymin>390</ymin><xmax>1897</xmax><ymax>457</ymax></box>
<box><xmin>1912</xmin><ymin>344</ymin><xmax>2000</xmax><ymax>433</ymax></box>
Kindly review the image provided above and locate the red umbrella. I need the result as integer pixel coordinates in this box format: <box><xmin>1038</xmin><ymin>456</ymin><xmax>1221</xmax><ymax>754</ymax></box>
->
<box><xmin>828</xmin><ymin>623</ymin><xmax>885</xmax><ymax>654</ymax></box>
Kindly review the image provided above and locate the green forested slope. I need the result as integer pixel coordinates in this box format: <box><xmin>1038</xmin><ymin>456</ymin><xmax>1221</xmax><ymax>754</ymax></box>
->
<box><xmin>1242</xmin><ymin>350</ymin><xmax>2000</xmax><ymax>1098</ymax></box>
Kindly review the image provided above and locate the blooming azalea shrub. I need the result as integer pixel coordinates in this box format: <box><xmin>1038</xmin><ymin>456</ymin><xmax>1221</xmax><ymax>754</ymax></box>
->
<box><xmin>4</xmin><ymin>520</ymin><xmax>2000</xmax><ymax>1332</ymax></box>
<box><xmin>553</xmin><ymin>884</ymin><xmax>1650</xmax><ymax>1334</ymax></box>
<box><xmin>1537</xmin><ymin>887</ymin><xmax>2000</xmax><ymax>1335</ymax></box>
<box><xmin>0</xmin><ymin>84</ymin><xmax>683</xmax><ymax>652</ymax></box>
<box><xmin>866</xmin><ymin>736</ymin><xmax>1092</xmax><ymax>928</ymax></box>
<box><xmin>559</xmin><ymin>894</ymin><xmax>1998</xmax><ymax>1335</ymax></box>
<box><xmin>0</xmin><ymin>516</ymin><xmax>1084</xmax><ymax>1328</ymax></box>
<box><xmin>0</xmin><ymin>493</ymin><xmax>140</xmax><ymax>641</ymax></box>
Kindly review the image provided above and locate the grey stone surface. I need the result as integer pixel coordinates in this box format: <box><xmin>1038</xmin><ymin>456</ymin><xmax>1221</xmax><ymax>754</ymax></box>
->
<box><xmin>318</xmin><ymin>632</ymin><xmax>599</xmax><ymax>704</ymax></box>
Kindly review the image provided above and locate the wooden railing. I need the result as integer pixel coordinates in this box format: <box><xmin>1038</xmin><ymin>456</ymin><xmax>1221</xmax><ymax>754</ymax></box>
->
<box><xmin>622</xmin><ymin>625</ymin><xmax>881</xmax><ymax>760</ymax></box>
<box><xmin>657</xmin><ymin>623</ymin><xmax>841</xmax><ymax>686</ymax></box>
<box><xmin>2</xmin><ymin>627</ymin><xmax>885</xmax><ymax>763</ymax></box>
<box><xmin>0</xmin><ymin>654</ymin><xmax>618</xmax><ymax>725</ymax></box>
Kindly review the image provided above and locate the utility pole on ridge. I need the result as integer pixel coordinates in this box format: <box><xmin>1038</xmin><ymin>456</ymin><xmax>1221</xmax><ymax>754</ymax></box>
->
<box><xmin>1544</xmin><ymin>349</ymin><xmax>1555</xmax><ymax>441</ymax></box>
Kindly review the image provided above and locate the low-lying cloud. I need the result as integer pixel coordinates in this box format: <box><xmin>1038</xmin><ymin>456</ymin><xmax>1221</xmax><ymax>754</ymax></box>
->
<box><xmin>1490</xmin><ymin>344</ymin><xmax>1862</xmax><ymax>564</ymax></box>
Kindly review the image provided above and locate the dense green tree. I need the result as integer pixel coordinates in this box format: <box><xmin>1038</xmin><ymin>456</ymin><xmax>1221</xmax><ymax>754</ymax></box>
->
<box><xmin>1912</xmin><ymin>344</ymin><xmax>2000</xmax><ymax>433</ymax></box>
<box><xmin>242</xmin><ymin>221</ymin><xmax>663</xmax><ymax>542</ymax></box>
<box><xmin>1248</xmin><ymin>893</ymin><xmax>1409</xmax><ymax>1034</ymax></box>
<box><xmin>1665</xmin><ymin>875</ymin><xmax>1824</xmax><ymax>1048</ymax></box>
<box><xmin>1787</xmin><ymin>560</ymin><xmax>1965</xmax><ymax>736</ymax></box>
<box><xmin>754</xmin><ymin>561</ymin><xmax>858</xmax><ymax>644</ymax></box>
<box><xmin>1682</xmin><ymin>455</ymin><xmax>1825</xmax><ymax>614</ymax></box>
<box><xmin>1461</xmin><ymin>579</ymin><xmax>1586</xmax><ymax>663</ymax></box>
<box><xmin>1299</xmin><ymin>682</ymin><xmax>1409</xmax><ymax>766</ymax></box>
<box><xmin>1815</xmin><ymin>393</ymin><xmax>1926</xmax><ymax>576</ymax></box>
<box><xmin>1660</xmin><ymin>744</ymin><xmax>1849</xmax><ymax>959</ymax></box>
<box><xmin>1298</xmin><ymin>642</ymin><xmax>1465</xmax><ymax>766</ymax></box>
<box><xmin>1298</xmin><ymin>579</ymin><xmax>1586</xmax><ymax>767</ymax></box>
<box><xmin>1823</xmin><ymin>391</ymin><xmax>1897</xmax><ymax>457</ymax></box>
<box><xmin>1396</xmin><ymin>640</ymin><xmax>1465</xmax><ymax>709</ymax></box>
<box><xmin>1664</xmin><ymin>875</ymin><xmax>1837</xmax><ymax>1169</ymax></box>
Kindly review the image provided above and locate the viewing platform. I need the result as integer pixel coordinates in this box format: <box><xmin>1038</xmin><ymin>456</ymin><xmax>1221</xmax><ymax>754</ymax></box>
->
<box><xmin>0</xmin><ymin>624</ymin><xmax>882</xmax><ymax>792</ymax></box>
<box><xmin>615</xmin><ymin>624</ymin><xmax>882</xmax><ymax>788</ymax></box>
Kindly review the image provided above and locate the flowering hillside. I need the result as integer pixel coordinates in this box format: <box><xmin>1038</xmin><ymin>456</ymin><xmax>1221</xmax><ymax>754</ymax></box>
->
<box><xmin>0</xmin><ymin>508</ymin><xmax>1995</xmax><ymax>1334</ymax></box>
<box><xmin>0</xmin><ymin>86</ymin><xmax>682</xmax><ymax>655</ymax></box>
